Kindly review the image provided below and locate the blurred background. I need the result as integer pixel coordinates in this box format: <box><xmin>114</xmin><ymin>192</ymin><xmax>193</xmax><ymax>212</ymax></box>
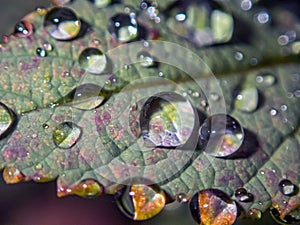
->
<box><xmin>0</xmin><ymin>0</ymin><xmax>289</xmax><ymax>224</ymax></box>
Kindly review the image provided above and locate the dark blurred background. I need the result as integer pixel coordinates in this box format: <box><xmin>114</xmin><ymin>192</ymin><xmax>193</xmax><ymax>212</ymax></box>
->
<box><xmin>0</xmin><ymin>0</ymin><xmax>289</xmax><ymax>225</ymax></box>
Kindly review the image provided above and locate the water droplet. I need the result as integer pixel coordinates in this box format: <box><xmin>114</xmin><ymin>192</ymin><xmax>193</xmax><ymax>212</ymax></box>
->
<box><xmin>235</xmin><ymin>85</ymin><xmax>258</xmax><ymax>112</ymax></box>
<box><xmin>278</xmin><ymin>35</ymin><xmax>289</xmax><ymax>46</ymax></box>
<box><xmin>43</xmin><ymin>42</ymin><xmax>53</xmax><ymax>52</ymax></box>
<box><xmin>270</xmin><ymin>108</ymin><xmax>278</xmax><ymax>116</ymax></box>
<box><xmin>44</xmin><ymin>7</ymin><xmax>81</xmax><ymax>41</ymax></box>
<box><xmin>34</xmin><ymin>164</ymin><xmax>43</xmax><ymax>170</ymax></box>
<box><xmin>189</xmin><ymin>189</ymin><xmax>237</xmax><ymax>225</ymax></box>
<box><xmin>57</xmin><ymin>179</ymin><xmax>104</xmax><ymax>198</ymax></box>
<box><xmin>3</xmin><ymin>167</ymin><xmax>26</xmax><ymax>184</ymax></box>
<box><xmin>53</xmin><ymin>122</ymin><xmax>82</xmax><ymax>149</ymax></box>
<box><xmin>36</xmin><ymin>48</ymin><xmax>47</xmax><ymax>57</ymax></box>
<box><xmin>280</xmin><ymin>105</ymin><xmax>288</xmax><ymax>111</ymax></box>
<box><xmin>279</xmin><ymin>179</ymin><xmax>297</xmax><ymax>196</ymax></box>
<box><xmin>176</xmin><ymin>193</ymin><xmax>188</xmax><ymax>203</ymax></box>
<box><xmin>248</xmin><ymin>208</ymin><xmax>262</xmax><ymax>220</ymax></box>
<box><xmin>108</xmin><ymin>13</ymin><xmax>138</xmax><ymax>42</ymax></box>
<box><xmin>13</xmin><ymin>20</ymin><xmax>33</xmax><ymax>37</ymax></box>
<box><xmin>0</xmin><ymin>102</ymin><xmax>17</xmax><ymax>139</ymax></box>
<box><xmin>140</xmin><ymin>92</ymin><xmax>196</xmax><ymax>148</ymax></box>
<box><xmin>256</xmin><ymin>11</ymin><xmax>270</xmax><ymax>24</ymax></box>
<box><xmin>42</xmin><ymin>123</ymin><xmax>49</xmax><ymax>129</ymax></box>
<box><xmin>270</xmin><ymin>207</ymin><xmax>300</xmax><ymax>225</ymax></box>
<box><xmin>35</xmin><ymin>6</ymin><xmax>47</xmax><ymax>15</ymax></box>
<box><xmin>260</xmin><ymin>170</ymin><xmax>265</xmax><ymax>175</ymax></box>
<box><xmin>115</xmin><ymin>183</ymin><xmax>166</xmax><ymax>221</ymax></box>
<box><xmin>294</xmin><ymin>90</ymin><xmax>300</xmax><ymax>98</ymax></box>
<box><xmin>210</xmin><ymin>92</ymin><xmax>220</xmax><ymax>101</ymax></box>
<box><xmin>234</xmin><ymin>51</ymin><xmax>244</xmax><ymax>61</ymax></box>
<box><xmin>158</xmin><ymin>71</ymin><xmax>164</xmax><ymax>77</ymax></box>
<box><xmin>199</xmin><ymin>114</ymin><xmax>244</xmax><ymax>157</ymax></box>
<box><xmin>79</xmin><ymin>48</ymin><xmax>107</xmax><ymax>74</ymax></box>
<box><xmin>256</xmin><ymin>74</ymin><xmax>276</xmax><ymax>86</ymax></box>
<box><xmin>241</xmin><ymin>0</ymin><xmax>252</xmax><ymax>11</ymax></box>
<box><xmin>137</xmin><ymin>51</ymin><xmax>155</xmax><ymax>67</ymax></box>
<box><xmin>234</xmin><ymin>188</ymin><xmax>254</xmax><ymax>202</ymax></box>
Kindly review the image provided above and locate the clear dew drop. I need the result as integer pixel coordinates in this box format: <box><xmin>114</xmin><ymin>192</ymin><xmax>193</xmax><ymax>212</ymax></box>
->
<box><xmin>270</xmin><ymin>108</ymin><xmax>278</xmax><ymax>116</ymax></box>
<box><xmin>0</xmin><ymin>102</ymin><xmax>17</xmax><ymax>140</ymax></box>
<box><xmin>44</xmin><ymin>7</ymin><xmax>81</xmax><ymax>41</ymax></box>
<box><xmin>42</xmin><ymin>123</ymin><xmax>49</xmax><ymax>129</ymax></box>
<box><xmin>35</xmin><ymin>6</ymin><xmax>47</xmax><ymax>15</ymax></box>
<box><xmin>176</xmin><ymin>193</ymin><xmax>188</xmax><ymax>203</ymax></box>
<box><xmin>137</xmin><ymin>51</ymin><xmax>155</xmax><ymax>68</ymax></box>
<box><xmin>57</xmin><ymin>179</ymin><xmax>104</xmax><ymax>198</ymax></box>
<box><xmin>36</xmin><ymin>48</ymin><xmax>47</xmax><ymax>57</ymax></box>
<box><xmin>199</xmin><ymin>114</ymin><xmax>244</xmax><ymax>157</ymax></box>
<box><xmin>234</xmin><ymin>85</ymin><xmax>258</xmax><ymax>112</ymax></box>
<box><xmin>79</xmin><ymin>48</ymin><xmax>107</xmax><ymax>74</ymax></box>
<box><xmin>278</xmin><ymin>179</ymin><xmax>297</xmax><ymax>196</ymax></box>
<box><xmin>256</xmin><ymin>74</ymin><xmax>276</xmax><ymax>86</ymax></box>
<box><xmin>140</xmin><ymin>92</ymin><xmax>196</xmax><ymax>148</ymax></box>
<box><xmin>88</xmin><ymin>0</ymin><xmax>112</xmax><ymax>8</ymax></box>
<box><xmin>241</xmin><ymin>0</ymin><xmax>252</xmax><ymax>11</ymax></box>
<box><xmin>189</xmin><ymin>189</ymin><xmax>238</xmax><ymax>225</ymax></box>
<box><xmin>210</xmin><ymin>92</ymin><xmax>220</xmax><ymax>101</ymax></box>
<box><xmin>255</xmin><ymin>11</ymin><xmax>270</xmax><ymax>24</ymax></box>
<box><xmin>115</xmin><ymin>183</ymin><xmax>166</xmax><ymax>221</ymax></box>
<box><xmin>108</xmin><ymin>13</ymin><xmax>138</xmax><ymax>42</ymax></box>
<box><xmin>248</xmin><ymin>208</ymin><xmax>262</xmax><ymax>220</ymax></box>
<box><xmin>13</xmin><ymin>20</ymin><xmax>34</xmax><ymax>37</ymax></box>
<box><xmin>3</xmin><ymin>167</ymin><xmax>26</xmax><ymax>184</ymax></box>
<box><xmin>53</xmin><ymin>122</ymin><xmax>82</xmax><ymax>149</ymax></box>
<box><xmin>234</xmin><ymin>188</ymin><xmax>254</xmax><ymax>202</ymax></box>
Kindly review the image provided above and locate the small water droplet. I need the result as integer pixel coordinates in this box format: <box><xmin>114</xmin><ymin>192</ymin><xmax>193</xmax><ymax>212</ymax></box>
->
<box><xmin>210</xmin><ymin>92</ymin><xmax>220</xmax><ymax>101</ymax></box>
<box><xmin>140</xmin><ymin>92</ymin><xmax>196</xmax><ymax>148</ymax></box>
<box><xmin>294</xmin><ymin>90</ymin><xmax>300</xmax><ymax>98</ymax></box>
<box><xmin>248</xmin><ymin>208</ymin><xmax>262</xmax><ymax>220</ymax></box>
<box><xmin>88</xmin><ymin>0</ymin><xmax>112</xmax><ymax>8</ymax></box>
<box><xmin>241</xmin><ymin>0</ymin><xmax>252</xmax><ymax>11</ymax></box>
<box><xmin>199</xmin><ymin>114</ymin><xmax>244</xmax><ymax>157</ymax></box>
<box><xmin>235</xmin><ymin>85</ymin><xmax>258</xmax><ymax>112</ymax></box>
<box><xmin>260</xmin><ymin>170</ymin><xmax>265</xmax><ymax>175</ymax></box>
<box><xmin>13</xmin><ymin>20</ymin><xmax>33</xmax><ymax>37</ymax></box>
<box><xmin>234</xmin><ymin>51</ymin><xmax>244</xmax><ymax>61</ymax></box>
<box><xmin>42</xmin><ymin>123</ymin><xmax>49</xmax><ymax>129</ymax></box>
<box><xmin>176</xmin><ymin>193</ymin><xmax>188</xmax><ymax>203</ymax></box>
<box><xmin>256</xmin><ymin>11</ymin><xmax>270</xmax><ymax>24</ymax></box>
<box><xmin>189</xmin><ymin>189</ymin><xmax>237</xmax><ymax>225</ymax></box>
<box><xmin>58</xmin><ymin>179</ymin><xmax>104</xmax><ymax>198</ymax></box>
<box><xmin>34</xmin><ymin>164</ymin><xmax>43</xmax><ymax>170</ymax></box>
<box><xmin>280</xmin><ymin>105</ymin><xmax>288</xmax><ymax>111</ymax></box>
<box><xmin>0</xmin><ymin>102</ymin><xmax>17</xmax><ymax>139</ymax></box>
<box><xmin>278</xmin><ymin>35</ymin><xmax>289</xmax><ymax>46</ymax></box>
<box><xmin>43</xmin><ymin>42</ymin><xmax>53</xmax><ymax>52</ymax></box>
<box><xmin>137</xmin><ymin>51</ymin><xmax>155</xmax><ymax>67</ymax></box>
<box><xmin>44</xmin><ymin>7</ymin><xmax>81</xmax><ymax>40</ymax></box>
<box><xmin>115</xmin><ymin>182</ymin><xmax>166</xmax><ymax>220</ymax></box>
<box><xmin>278</xmin><ymin>179</ymin><xmax>297</xmax><ymax>196</ymax></box>
<box><xmin>108</xmin><ymin>13</ymin><xmax>138</xmax><ymax>42</ymax></box>
<box><xmin>158</xmin><ymin>71</ymin><xmax>164</xmax><ymax>77</ymax></box>
<box><xmin>35</xmin><ymin>6</ymin><xmax>47</xmax><ymax>15</ymax></box>
<box><xmin>3</xmin><ymin>167</ymin><xmax>26</xmax><ymax>184</ymax></box>
<box><xmin>270</xmin><ymin>108</ymin><xmax>278</xmax><ymax>116</ymax></box>
<box><xmin>79</xmin><ymin>48</ymin><xmax>107</xmax><ymax>74</ymax></box>
<box><xmin>234</xmin><ymin>188</ymin><xmax>254</xmax><ymax>202</ymax></box>
<box><xmin>53</xmin><ymin>122</ymin><xmax>82</xmax><ymax>149</ymax></box>
<box><xmin>36</xmin><ymin>48</ymin><xmax>47</xmax><ymax>57</ymax></box>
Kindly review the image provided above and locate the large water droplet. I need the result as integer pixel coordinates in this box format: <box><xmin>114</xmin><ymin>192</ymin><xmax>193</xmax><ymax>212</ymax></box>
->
<box><xmin>57</xmin><ymin>179</ymin><xmax>104</xmax><ymax>198</ymax></box>
<box><xmin>270</xmin><ymin>207</ymin><xmax>300</xmax><ymax>225</ymax></box>
<box><xmin>108</xmin><ymin>13</ymin><xmax>138</xmax><ymax>42</ymax></box>
<box><xmin>189</xmin><ymin>189</ymin><xmax>238</xmax><ymax>225</ymax></box>
<box><xmin>234</xmin><ymin>187</ymin><xmax>254</xmax><ymax>202</ymax></box>
<box><xmin>140</xmin><ymin>92</ymin><xmax>196</xmax><ymax>148</ymax></box>
<box><xmin>199</xmin><ymin>114</ymin><xmax>244</xmax><ymax>157</ymax></box>
<box><xmin>235</xmin><ymin>85</ymin><xmax>258</xmax><ymax>112</ymax></box>
<box><xmin>115</xmin><ymin>183</ymin><xmax>166</xmax><ymax>221</ymax></box>
<box><xmin>3</xmin><ymin>167</ymin><xmax>26</xmax><ymax>184</ymax></box>
<box><xmin>13</xmin><ymin>20</ymin><xmax>34</xmax><ymax>37</ymax></box>
<box><xmin>279</xmin><ymin>179</ymin><xmax>297</xmax><ymax>196</ymax></box>
<box><xmin>79</xmin><ymin>48</ymin><xmax>107</xmax><ymax>74</ymax></box>
<box><xmin>53</xmin><ymin>122</ymin><xmax>82</xmax><ymax>149</ymax></box>
<box><xmin>44</xmin><ymin>7</ymin><xmax>81</xmax><ymax>41</ymax></box>
<box><xmin>0</xmin><ymin>103</ymin><xmax>17</xmax><ymax>139</ymax></box>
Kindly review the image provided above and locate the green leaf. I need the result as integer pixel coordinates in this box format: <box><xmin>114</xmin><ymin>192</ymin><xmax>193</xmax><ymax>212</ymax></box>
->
<box><xmin>0</xmin><ymin>0</ymin><xmax>299</xmax><ymax>223</ymax></box>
